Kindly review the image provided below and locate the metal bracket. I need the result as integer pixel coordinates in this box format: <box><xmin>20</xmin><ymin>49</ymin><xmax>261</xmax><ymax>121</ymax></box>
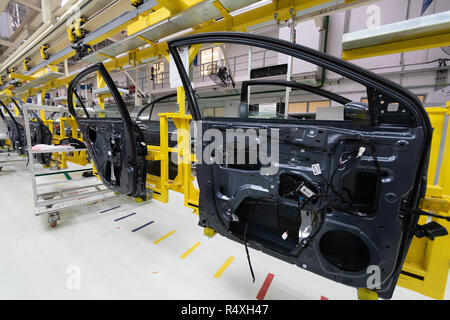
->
<box><xmin>40</xmin><ymin>44</ymin><xmax>50</xmax><ymax>60</ymax></box>
<box><xmin>412</xmin><ymin>221</ymin><xmax>449</xmax><ymax>240</ymax></box>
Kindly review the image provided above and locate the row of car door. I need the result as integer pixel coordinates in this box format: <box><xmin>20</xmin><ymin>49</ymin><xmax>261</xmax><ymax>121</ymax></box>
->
<box><xmin>66</xmin><ymin>32</ymin><xmax>432</xmax><ymax>299</ymax></box>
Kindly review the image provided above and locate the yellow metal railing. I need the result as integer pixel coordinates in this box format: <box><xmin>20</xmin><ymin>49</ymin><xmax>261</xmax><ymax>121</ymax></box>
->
<box><xmin>398</xmin><ymin>102</ymin><xmax>450</xmax><ymax>300</ymax></box>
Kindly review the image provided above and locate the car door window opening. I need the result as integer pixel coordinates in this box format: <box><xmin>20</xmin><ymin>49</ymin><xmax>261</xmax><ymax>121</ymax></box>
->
<box><xmin>67</xmin><ymin>63</ymin><xmax>147</xmax><ymax>199</ymax></box>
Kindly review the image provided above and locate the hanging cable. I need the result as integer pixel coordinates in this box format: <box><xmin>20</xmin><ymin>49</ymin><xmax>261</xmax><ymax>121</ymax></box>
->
<box><xmin>401</xmin><ymin>208</ymin><xmax>450</xmax><ymax>221</ymax></box>
<box><xmin>243</xmin><ymin>197</ymin><xmax>270</xmax><ymax>283</ymax></box>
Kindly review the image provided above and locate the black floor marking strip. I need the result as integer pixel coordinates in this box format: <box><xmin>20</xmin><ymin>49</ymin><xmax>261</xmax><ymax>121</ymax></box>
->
<box><xmin>114</xmin><ymin>212</ymin><xmax>136</xmax><ymax>221</ymax></box>
<box><xmin>99</xmin><ymin>205</ymin><xmax>121</xmax><ymax>214</ymax></box>
<box><xmin>132</xmin><ymin>221</ymin><xmax>154</xmax><ymax>232</ymax></box>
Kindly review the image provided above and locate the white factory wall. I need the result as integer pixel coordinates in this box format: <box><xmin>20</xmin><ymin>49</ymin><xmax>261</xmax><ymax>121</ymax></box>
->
<box><xmin>0</xmin><ymin>12</ymin><xmax>12</xmax><ymax>39</ymax></box>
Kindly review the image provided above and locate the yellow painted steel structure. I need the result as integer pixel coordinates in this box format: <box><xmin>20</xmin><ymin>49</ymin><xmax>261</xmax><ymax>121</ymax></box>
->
<box><xmin>341</xmin><ymin>11</ymin><xmax>450</xmax><ymax>60</ymax></box>
<box><xmin>0</xmin><ymin>0</ymin><xmax>448</xmax><ymax>299</ymax></box>
<box><xmin>1</xmin><ymin>85</ymin><xmax>88</xmax><ymax>170</ymax></box>
<box><xmin>0</xmin><ymin>89</ymin><xmax>21</xmax><ymax>117</ymax></box>
<box><xmin>49</xmin><ymin>116</ymin><xmax>90</xmax><ymax>169</ymax></box>
<box><xmin>343</xmin><ymin>32</ymin><xmax>450</xmax><ymax>61</ymax></box>
<box><xmin>397</xmin><ymin>103</ymin><xmax>450</xmax><ymax>300</ymax></box>
<box><xmin>339</xmin><ymin>9</ymin><xmax>450</xmax><ymax>299</ymax></box>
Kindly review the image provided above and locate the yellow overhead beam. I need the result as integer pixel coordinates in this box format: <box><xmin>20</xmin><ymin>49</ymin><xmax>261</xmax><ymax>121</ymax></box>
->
<box><xmin>136</xmin><ymin>35</ymin><xmax>156</xmax><ymax>46</ymax></box>
<box><xmin>189</xmin><ymin>44</ymin><xmax>202</xmax><ymax>64</ymax></box>
<box><xmin>0</xmin><ymin>89</ymin><xmax>14</xmax><ymax>98</ymax></box>
<box><xmin>342</xmin><ymin>32</ymin><xmax>450</xmax><ymax>60</ymax></box>
<box><xmin>156</xmin><ymin>0</ymin><xmax>189</xmax><ymax>14</ymax></box>
<box><xmin>8</xmin><ymin>73</ymin><xmax>35</xmax><ymax>82</ymax></box>
<box><xmin>103</xmin><ymin>42</ymin><xmax>169</xmax><ymax>71</ymax></box>
<box><xmin>131</xmin><ymin>0</ymin><xmax>337</xmax><ymax>37</ymax></box>
<box><xmin>342</xmin><ymin>11</ymin><xmax>450</xmax><ymax>60</ymax></box>
<box><xmin>126</xmin><ymin>0</ymin><xmax>335</xmax><ymax>65</ymax></box>
<box><xmin>31</xmin><ymin>66</ymin><xmax>58</xmax><ymax>78</ymax></box>
<box><xmin>127</xmin><ymin>0</ymin><xmax>204</xmax><ymax>36</ymax></box>
<box><xmin>128</xmin><ymin>6</ymin><xmax>172</xmax><ymax>36</ymax></box>
<box><xmin>98</xmin><ymin>52</ymin><xmax>116</xmax><ymax>60</ymax></box>
<box><xmin>7</xmin><ymin>0</ymin><xmax>370</xmax><ymax>97</ymax></box>
<box><xmin>212</xmin><ymin>0</ymin><xmax>232</xmax><ymax>21</ymax></box>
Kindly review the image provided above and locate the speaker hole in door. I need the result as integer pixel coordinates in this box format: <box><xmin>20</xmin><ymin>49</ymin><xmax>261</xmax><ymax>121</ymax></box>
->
<box><xmin>319</xmin><ymin>230</ymin><xmax>370</xmax><ymax>272</ymax></box>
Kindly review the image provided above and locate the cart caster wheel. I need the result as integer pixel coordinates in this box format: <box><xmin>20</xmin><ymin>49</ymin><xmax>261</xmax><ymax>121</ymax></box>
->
<box><xmin>48</xmin><ymin>213</ymin><xmax>60</xmax><ymax>228</ymax></box>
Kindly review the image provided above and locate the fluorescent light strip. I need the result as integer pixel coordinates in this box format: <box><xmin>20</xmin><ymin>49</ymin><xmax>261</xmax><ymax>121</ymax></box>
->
<box><xmin>230</xmin><ymin>0</ymin><xmax>272</xmax><ymax>17</ymax></box>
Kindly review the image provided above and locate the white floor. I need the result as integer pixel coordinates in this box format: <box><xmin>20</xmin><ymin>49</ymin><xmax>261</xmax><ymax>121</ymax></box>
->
<box><xmin>0</xmin><ymin>166</ymin><xmax>448</xmax><ymax>300</ymax></box>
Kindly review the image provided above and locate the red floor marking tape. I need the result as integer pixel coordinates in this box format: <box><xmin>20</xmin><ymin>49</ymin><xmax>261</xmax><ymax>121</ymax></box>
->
<box><xmin>256</xmin><ymin>273</ymin><xmax>275</xmax><ymax>300</ymax></box>
<box><xmin>320</xmin><ymin>296</ymin><xmax>329</xmax><ymax>300</ymax></box>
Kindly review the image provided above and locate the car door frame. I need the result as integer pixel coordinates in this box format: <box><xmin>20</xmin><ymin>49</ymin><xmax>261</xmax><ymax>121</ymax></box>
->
<box><xmin>0</xmin><ymin>100</ymin><xmax>26</xmax><ymax>154</ymax></box>
<box><xmin>168</xmin><ymin>31</ymin><xmax>431</xmax><ymax>205</ymax></box>
<box><xmin>136</xmin><ymin>92</ymin><xmax>178</xmax><ymax>121</ymax></box>
<box><xmin>167</xmin><ymin>32</ymin><xmax>433</xmax><ymax>298</ymax></box>
<box><xmin>67</xmin><ymin>62</ymin><xmax>144</xmax><ymax>197</ymax></box>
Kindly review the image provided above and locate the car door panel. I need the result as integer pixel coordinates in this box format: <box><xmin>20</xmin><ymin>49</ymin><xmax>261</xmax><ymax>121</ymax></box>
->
<box><xmin>67</xmin><ymin>63</ymin><xmax>147</xmax><ymax>198</ymax></box>
<box><xmin>1</xmin><ymin>99</ymin><xmax>53</xmax><ymax>165</ymax></box>
<box><xmin>0</xmin><ymin>100</ymin><xmax>26</xmax><ymax>155</ymax></box>
<box><xmin>168</xmin><ymin>32</ymin><xmax>432</xmax><ymax>299</ymax></box>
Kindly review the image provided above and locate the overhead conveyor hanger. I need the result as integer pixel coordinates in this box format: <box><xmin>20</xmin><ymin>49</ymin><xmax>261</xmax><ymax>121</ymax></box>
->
<box><xmin>0</xmin><ymin>0</ymin><xmax>158</xmax><ymax>91</ymax></box>
<box><xmin>21</xmin><ymin>0</ymin><xmax>159</xmax><ymax>77</ymax></box>
<box><xmin>1</xmin><ymin>0</ymin><xmax>377</xmax><ymax>87</ymax></box>
<box><xmin>83</xmin><ymin>0</ymin><xmax>263</xmax><ymax>65</ymax></box>
<box><xmin>0</xmin><ymin>0</ymin><xmax>377</xmax><ymax>95</ymax></box>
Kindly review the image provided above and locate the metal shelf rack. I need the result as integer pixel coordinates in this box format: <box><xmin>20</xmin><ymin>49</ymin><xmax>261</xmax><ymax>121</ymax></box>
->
<box><xmin>0</xmin><ymin>148</ymin><xmax>28</xmax><ymax>170</ymax></box>
<box><xmin>22</xmin><ymin>103</ymin><xmax>117</xmax><ymax>227</ymax></box>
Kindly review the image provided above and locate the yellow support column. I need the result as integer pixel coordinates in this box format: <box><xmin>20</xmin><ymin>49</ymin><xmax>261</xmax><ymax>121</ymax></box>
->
<box><xmin>399</xmin><ymin>103</ymin><xmax>450</xmax><ymax>299</ymax></box>
<box><xmin>357</xmin><ymin>288</ymin><xmax>378</xmax><ymax>300</ymax></box>
<box><xmin>204</xmin><ymin>227</ymin><xmax>216</xmax><ymax>238</ymax></box>
<box><xmin>172</xmin><ymin>86</ymin><xmax>199</xmax><ymax>213</ymax></box>
<box><xmin>96</xmin><ymin>71</ymin><xmax>106</xmax><ymax>118</ymax></box>
<box><xmin>158</xmin><ymin>113</ymin><xmax>169</xmax><ymax>203</ymax></box>
<box><xmin>40</xmin><ymin>90</ymin><xmax>46</xmax><ymax>119</ymax></box>
<box><xmin>438</xmin><ymin>103</ymin><xmax>450</xmax><ymax>195</ymax></box>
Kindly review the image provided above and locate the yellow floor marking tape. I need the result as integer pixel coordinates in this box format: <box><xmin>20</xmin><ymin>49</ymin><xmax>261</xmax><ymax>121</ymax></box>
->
<box><xmin>153</xmin><ymin>230</ymin><xmax>176</xmax><ymax>245</ymax></box>
<box><xmin>214</xmin><ymin>256</ymin><xmax>234</xmax><ymax>279</ymax></box>
<box><xmin>180</xmin><ymin>241</ymin><xmax>202</xmax><ymax>259</ymax></box>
